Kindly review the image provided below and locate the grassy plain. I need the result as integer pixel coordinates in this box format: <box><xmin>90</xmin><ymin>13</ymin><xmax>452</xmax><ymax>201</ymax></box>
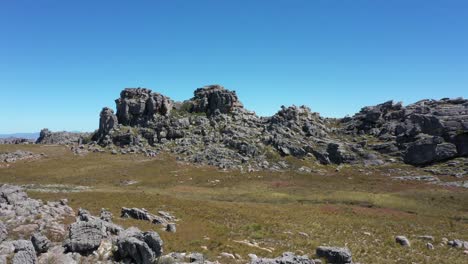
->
<box><xmin>0</xmin><ymin>144</ymin><xmax>467</xmax><ymax>263</ymax></box>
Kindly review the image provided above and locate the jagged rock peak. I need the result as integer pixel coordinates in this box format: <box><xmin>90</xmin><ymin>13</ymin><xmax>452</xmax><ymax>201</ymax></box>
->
<box><xmin>96</xmin><ymin>107</ymin><xmax>117</xmax><ymax>141</ymax></box>
<box><xmin>115</xmin><ymin>87</ymin><xmax>173</xmax><ymax>126</ymax></box>
<box><xmin>190</xmin><ymin>84</ymin><xmax>244</xmax><ymax>115</ymax></box>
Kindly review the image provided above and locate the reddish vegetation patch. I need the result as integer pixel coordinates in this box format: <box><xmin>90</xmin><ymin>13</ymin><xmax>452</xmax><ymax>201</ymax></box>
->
<box><xmin>319</xmin><ymin>204</ymin><xmax>342</xmax><ymax>214</ymax></box>
<box><xmin>351</xmin><ymin>205</ymin><xmax>415</xmax><ymax>218</ymax></box>
<box><xmin>270</xmin><ymin>181</ymin><xmax>292</xmax><ymax>188</ymax></box>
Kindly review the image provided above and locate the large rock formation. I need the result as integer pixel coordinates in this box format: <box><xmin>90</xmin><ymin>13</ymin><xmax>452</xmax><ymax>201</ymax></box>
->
<box><xmin>89</xmin><ymin>85</ymin><xmax>466</xmax><ymax>169</ymax></box>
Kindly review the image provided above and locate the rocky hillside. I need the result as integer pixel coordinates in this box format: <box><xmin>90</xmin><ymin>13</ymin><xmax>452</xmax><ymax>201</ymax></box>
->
<box><xmin>32</xmin><ymin>85</ymin><xmax>467</xmax><ymax>170</ymax></box>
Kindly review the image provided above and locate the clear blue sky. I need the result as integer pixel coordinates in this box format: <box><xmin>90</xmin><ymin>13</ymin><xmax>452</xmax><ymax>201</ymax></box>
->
<box><xmin>1</xmin><ymin>0</ymin><xmax>467</xmax><ymax>133</ymax></box>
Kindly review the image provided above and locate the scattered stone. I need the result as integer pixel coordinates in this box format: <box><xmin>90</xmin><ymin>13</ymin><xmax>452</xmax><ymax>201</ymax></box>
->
<box><xmin>251</xmin><ymin>252</ymin><xmax>315</xmax><ymax>264</ymax></box>
<box><xmin>426</xmin><ymin>243</ymin><xmax>434</xmax><ymax>250</ymax></box>
<box><xmin>0</xmin><ymin>150</ymin><xmax>42</xmax><ymax>164</ymax></box>
<box><xmin>417</xmin><ymin>235</ymin><xmax>435</xmax><ymax>241</ymax></box>
<box><xmin>448</xmin><ymin>239</ymin><xmax>468</xmax><ymax>249</ymax></box>
<box><xmin>395</xmin><ymin>236</ymin><xmax>411</xmax><ymax>247</ymax></box>
<box><xmin>121</xmin><ymin>207</ymin><xmax>174</xmax><ymax>230</ymax></box>
<box><xmin>220</xmin><ymin>252</ymin><xmax>235</xmax><ymax>259</ymax></box>
<box><xmin>392</xmin><ymin>176</ymin><xmax>439</xmax><ymax>182</ymax></box>
<box><xmin>166</xmin><ymin>223</ymin><xmax>177</xmax><ymax>233</ymax></box>
<box><xmin>316</xmin><ymin>246</ymin><xmax>352</xmax><ymax>264</ymax></box>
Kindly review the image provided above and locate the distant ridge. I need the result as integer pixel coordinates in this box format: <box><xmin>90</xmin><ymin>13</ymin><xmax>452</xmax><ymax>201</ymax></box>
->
<box><xmin>0</xmin><ymin>132</ymin><xmax>39</xmax><ymax>139</ymax></box>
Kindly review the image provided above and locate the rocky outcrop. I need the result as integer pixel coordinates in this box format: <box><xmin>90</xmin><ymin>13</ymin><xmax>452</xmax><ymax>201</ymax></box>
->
<box><xmin>90</xmin><ymin>86</ymin><xmax>466</xmax><ymax>169</ymax></box>
<box><xmin>36</xmin><ymin>128</ymin><xmax>89</xmax><ymax>145</ymax></box>
<box><xmin>0</xmin><ymin>184</ymin><xmax>75</xmax><ymax>246</ymax></box>
<box><xmin>343</xmin><ymin>97</ymin><xmax>468</xmax><ymax>165</ymax></box>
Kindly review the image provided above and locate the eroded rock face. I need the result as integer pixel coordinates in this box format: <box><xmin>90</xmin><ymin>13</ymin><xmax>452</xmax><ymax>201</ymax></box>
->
<box><xmin>116</xmin><ymin>88</ymin><xmax>173</xmax><ymax>126</ymax></box>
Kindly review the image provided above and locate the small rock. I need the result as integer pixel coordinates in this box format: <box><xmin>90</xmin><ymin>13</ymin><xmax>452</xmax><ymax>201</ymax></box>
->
<box><xmin>220</xmin><ymin>252</ymin><xmax>235</xmax><ymax>259</ymax></box>
<box><xmin>166</xmin><ymin>223</ymin><xmax>176</xmax><ymax>233</ymax></box>
<box><xmin>395</xmin><ymin>236</ymin><xmax>411</xmax><ymax>247</ymax></box>
<box><xmin>426</xmin><ymin>243</ymin><xmax>434</xmax><ymax>250</ymax></box>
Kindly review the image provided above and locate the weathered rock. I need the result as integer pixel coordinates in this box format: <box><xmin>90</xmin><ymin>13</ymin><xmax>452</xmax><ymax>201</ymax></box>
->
<box><xmin>116</xmin><ymin>88</ymin><xmax>173</xmax><ymax>126</ymax></box>
<box><xmin>31</xmin><ymin>233</ymin><xmax>50</xmax><ymax>254</ymax></box>
<box><xmin>404</xmin><ymin>136</ymin><xmax>458</xmax><ymax>165</ymax></box>
<box><xmin>315</xmin><ymin>246</ymin><xmax>352</xmax><ymax>264</ymax></box>
<box><xmin>0</xmin><ymin>222</ymin><xmax>7</xmax><ymax>243</ymax></box>
<box><xmin>115</xmin><ymin>227</ymin><xmax>163</xmax><ymax>264</ymax></box>
<box><xmin>12</xmin><ymin>240</ymin><xmax>37</xmax><ymax>264</ymax></box>
<box><xmin>188</xmin><ymin>252</ymin><xmax>205</xmax><ymax>262</ymax></box>
<box><xmin>143</xmin><ymin>231</ymin><xmax>163</xmax><ymax>257</ymax></box>
<box><xmin>37</xmin><ymin>245</ymin><xmax>77</xmax><ymax>264</ymax></box>
<box><xmin>166</xmin><ymin>223</ymin><xmax>176</xmax><ymax>233</ymax></box>
<box><xmin>190</xmin><ymin>85</ymin><xmax>243</xmax><ymax>116</ymax></box>
<box><xmin>448</xmin><ymin>239</ymin><xmax>468</xmax><ymax>249</ymax></box>
<box><xmin>65</xmin><ymin>220</ymin><xmax>106</xmax><ymax>254</ymax></box>
<box><xmin>96</xmin><ymin>107</ymin><xmax>118</xmax><ymax>141</ymax></box>
<box><xmin>121</xmin><ymin>207</ymin><xmax>171</xmax><ymax>229</ymax></box>
<box><xmin>100</xmin><ymin>208</ymin><xmax>113</xmax><ymax>222</ymax></box>
<box><xmin>0</xmin><ymin>184</ymin><xmax>28</xmax><ymax>204</ymax></box>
